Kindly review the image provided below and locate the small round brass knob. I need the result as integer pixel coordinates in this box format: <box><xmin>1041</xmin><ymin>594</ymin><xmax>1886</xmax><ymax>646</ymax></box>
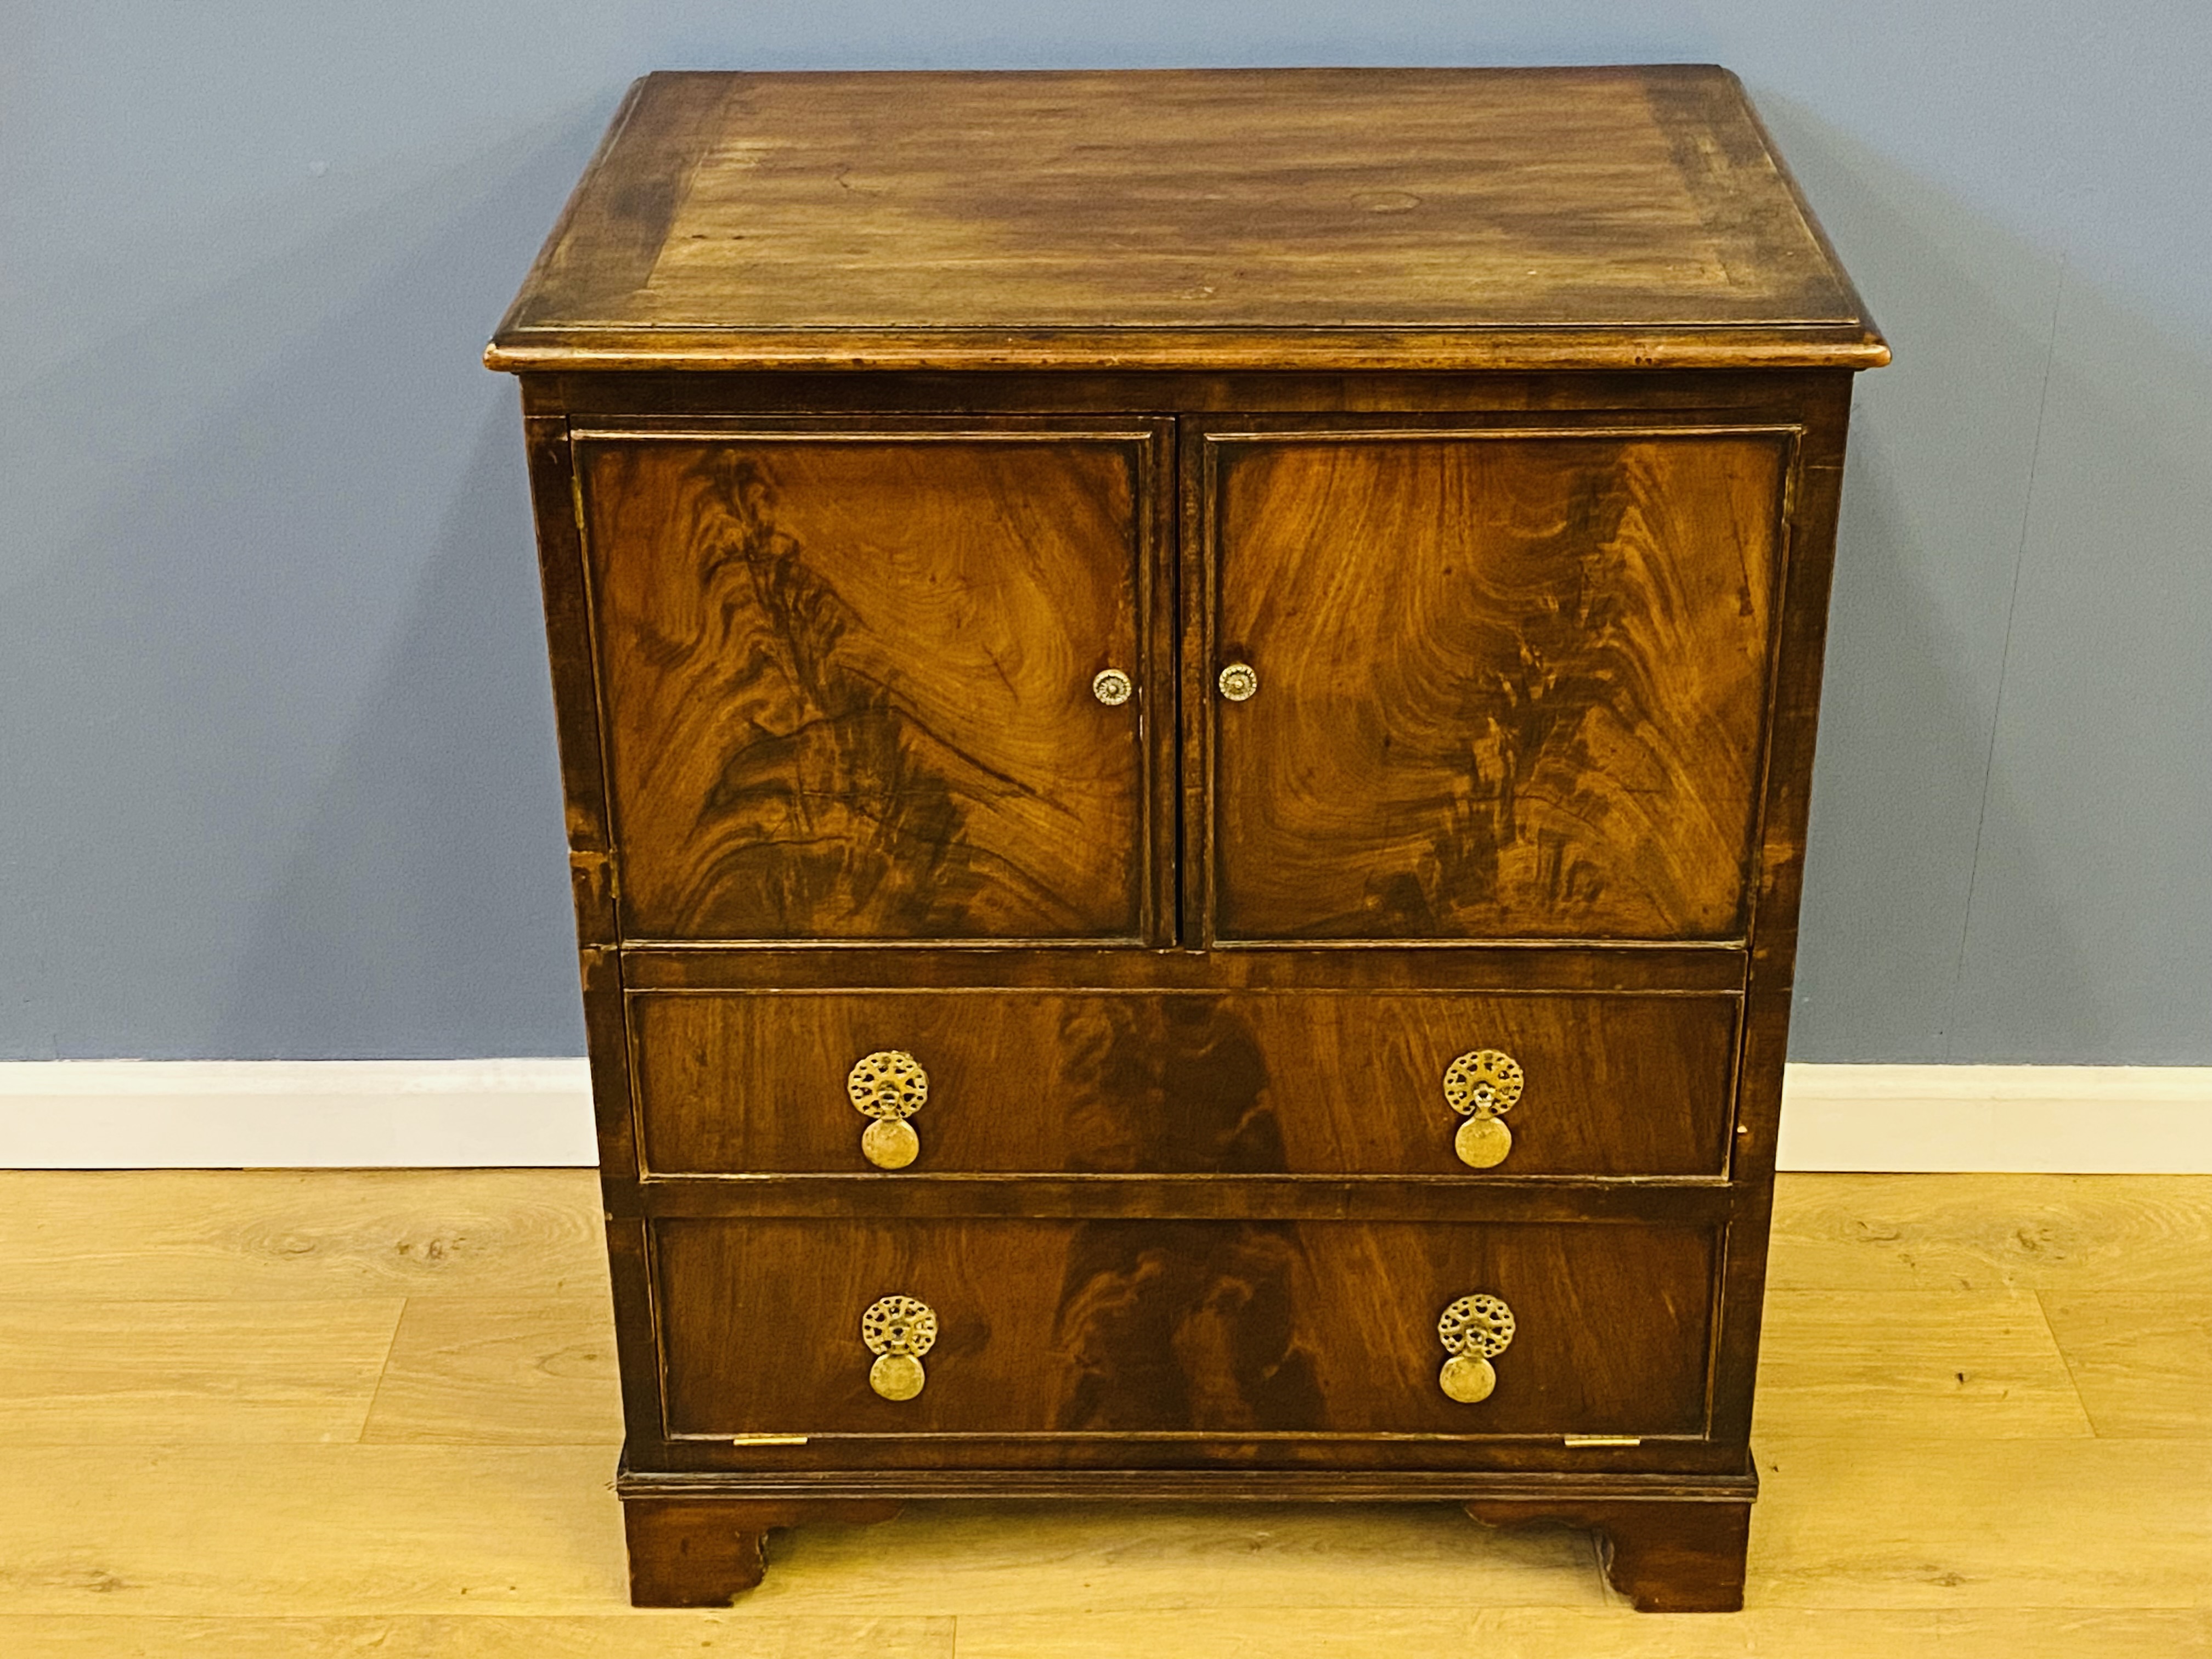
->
<box><xmin>1443</xmin><ymin>1048</ymin><xmax>1522</xmax><ymax>1170</ymax></box>
<box><xmin>1441</xmin><ymin>1351</ymin><xmax>1496</xmax><ymax>1403</ymax></box>
<box><xmin>1217</xmin><ymin>662</ymin><xmax>1259</xmax><ymax>702</ymax></box>
<box><xmin>849</xmin><ymin>1050</ymin><xmax>927</xmax><ymax>1170</ymax></box>
<box><xmin>862</xmin><ymin>1295</ymin><xmax>937</xmax><ymax>1401</ymax></box>
<box><xmin>1453</xmin><ymin>1118</ymin><xmax>1511</xmax><ymax>1169</ymax></box>
<box><xmin>1437</xmin><ymin>1293</ymin><xmax>1516</xmax><ymax>1404</ymax></box>
<box><xmin>1091</xmin><ymin>668</ymin><xmax>1135</xmax><ymax>707</ymax></box>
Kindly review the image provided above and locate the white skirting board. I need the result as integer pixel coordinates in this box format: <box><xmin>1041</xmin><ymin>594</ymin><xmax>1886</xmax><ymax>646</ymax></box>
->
<box><xmin>1776</xmin><ymin>1064</ymin><xmax>2212</xmax><ymax>1173</ymax></box>
<box><xmin>0</xmin><ymin>1060</ymin><xmax>2207</xmax><ymax>1172</ymax></box>
<box><xmin>0</xmin><ymin>1060</ymin><xmax>600</xmax><ymax>1170</ymax></box>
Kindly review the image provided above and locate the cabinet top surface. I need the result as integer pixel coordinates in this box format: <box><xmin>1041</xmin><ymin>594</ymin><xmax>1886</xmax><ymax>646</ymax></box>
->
<box><xmin>488</xmin><ymin>66</ymin><xmax>1886</xmax><ymax>374</ymax></box>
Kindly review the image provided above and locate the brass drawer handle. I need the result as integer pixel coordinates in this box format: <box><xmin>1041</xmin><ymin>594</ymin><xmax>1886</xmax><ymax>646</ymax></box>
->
<box><xmin>1216</xmin><ymin>662</ymin><xmax>1259</xmax><ymax>702</ymax></box>
<box><xmin>1442</xmin><ymin>1048</ymin><xmax>1522</xmax><ymax>1169</ymax></box>
<box><xmin>1437</xmin><ymin>1293</ymin><xmax>1516</xmax><ymax>1403</ymax></box>
<box><xmin>848</xmin><ymin>1049</ymin><xmax>928</xmax><ymax>1169</ymax></box>
<box><xmin>1091</xmin><ymin>668</ymin><xmax>1135</xmax><ymax>706</ymax></box>
<box><xmin>862</xmin><ymin>1295</ymin><xmax>938</xmax><ymax>1401</ymax></box>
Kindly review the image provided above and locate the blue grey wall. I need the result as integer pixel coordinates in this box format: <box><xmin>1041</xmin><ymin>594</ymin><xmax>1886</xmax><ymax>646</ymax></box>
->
<box><xmin>4</xmin><ymin>3</ymin><xmax>2207</xmax><ymax>1063</ymax></box>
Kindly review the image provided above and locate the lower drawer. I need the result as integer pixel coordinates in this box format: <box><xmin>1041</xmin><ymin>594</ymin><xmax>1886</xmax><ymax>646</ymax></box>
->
<box><xmin>652</xmin><ymin>1218</ymin><xmax>1716</xmax><ymax>1441</ymax></box>
<box><xmin>629</xmin><ymin>989</ymin><xmax>1739</xmax><ymax>1177</ymax></box>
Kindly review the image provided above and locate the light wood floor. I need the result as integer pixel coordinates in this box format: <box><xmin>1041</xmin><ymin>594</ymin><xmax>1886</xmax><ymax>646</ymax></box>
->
<box><xmin>0</xmin><ymin>1171</ymin><xmax>2205</xmax><ymax>1657</ymax></box>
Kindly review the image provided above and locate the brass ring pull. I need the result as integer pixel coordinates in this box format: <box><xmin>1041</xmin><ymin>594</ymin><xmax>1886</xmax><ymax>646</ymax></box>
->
<box><xmin>848</xmin><ymin>1049</ymin><xmax>928</xmax><ymax>1169</ymax></box>
<box><xmin>1437</xmin><ymin>1293</ymin><xmax>1516</xmax><ymax>1403</ymax></box>
<box><xmin>861</xmin><ymin>1295</ymin><xmax>938</xmax><ymax>1400</ymax></box>
<box><xmin>1442</xmin><ymin>1048</ymin><xmax>1522</xmax><ymax>1169</ymax></box>
<box><xmin>1217</xmin><ymin>662</ymin><xmax>1259</xmax><ymax>702</ymax></box>
<box><xmin>1091</xmin><ymin>668</ymin><xmax>1135</xmax><ymax>706</ymax></box>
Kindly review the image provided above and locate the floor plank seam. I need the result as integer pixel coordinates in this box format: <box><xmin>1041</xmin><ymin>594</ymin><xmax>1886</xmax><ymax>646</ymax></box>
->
<box><xmin>350</xmin><ymin>1296</ymin><xmax>413</xmax><ymax>1444</ymax></box>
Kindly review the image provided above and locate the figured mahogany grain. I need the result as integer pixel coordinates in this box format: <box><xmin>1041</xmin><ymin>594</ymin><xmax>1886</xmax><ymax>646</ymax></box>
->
<box><xmin>1205</xmin><ymin>428</ymin><xmax>1788</xmax><ymax>942</ymax></box>
<box><xmin>629</xmin><ymin>989</ymin><xmax>1739</xmax><ymax>1178</ymax></box>
<box><xmin>652</xmin><ymin>1218</ymin><xmax>1716</xmax><ymax>1442</ymax></box>
<box><xmin>576</xmin><ymin>430</ymin><xmax>1155</xmax><ymax>940</ymax></box>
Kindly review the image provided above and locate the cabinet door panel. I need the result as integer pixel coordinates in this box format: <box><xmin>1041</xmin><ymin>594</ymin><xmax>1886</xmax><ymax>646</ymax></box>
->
<box><xmin>1206</xmin><ymin>429</ymin><xmax>1790</xmax><ymax>942</ymax></box>
<box><xmin>577</xmin><ymin>431</ymin><xmax>1155</xmax><ymax>941</ymax></box>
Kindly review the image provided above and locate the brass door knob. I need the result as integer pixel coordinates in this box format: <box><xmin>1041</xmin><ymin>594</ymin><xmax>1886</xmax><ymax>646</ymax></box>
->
<box><xmin>848</xmin><ymin>1049</ymin><xmax>928</xmax><ymax>1169</ymax></box>
<box><xmin>1437</xmin><ymin>1293</ymin><xmax>1516</xmax><ymax>1403</ymax></box>
<box><xmin>1091</xmin><ymin>668</ymin><xmax>1135</xmax><ymax>706</ymax></box>
<box><xmin>861</xmin><ymin>1295</ymin><xmax>938</xmax><ymax>1400</ymax></box>
<box><xmin>1442</xmin><ymin>1048</ymin><xmax>1522</xmax><ymax>1169</ymax></box>
<box><xmin>1217</xmin><ymin>662</ymin><xmax>1259</xmax><ymax>702</ymax></box>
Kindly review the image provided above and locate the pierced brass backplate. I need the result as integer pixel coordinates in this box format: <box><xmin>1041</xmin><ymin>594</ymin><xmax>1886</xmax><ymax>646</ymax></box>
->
<box><xmin>848</xmin><ymin>1050</ymin><xmax>928</xmax><ymax>1169</ymax></box>
<box><xmin>862</xmin><ymin>1295</ymin><xmax>938</xmax><ymax>1401</ymax></box>
<box><xmin>1437</xmin><ymin>1293</ymin><xmax>1516</xmax><ymax>1404</ymax></box>
<box><xmin>1442</xmin><ymin>1048</ymin><xmax>1522</xmax><ymax>1169</ymax></box>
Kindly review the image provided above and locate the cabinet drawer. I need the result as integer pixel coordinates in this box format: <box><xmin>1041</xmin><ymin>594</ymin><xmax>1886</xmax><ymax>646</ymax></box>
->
<box><xmin>629</xmin><ymin>989</ymin><xmax>1739</xmax><ymax>1178</ymax></box>
<box><xmin>654</xmin><ymin>1218</ymin><xmax>1716</xmax><ymax>1440</ymax></box>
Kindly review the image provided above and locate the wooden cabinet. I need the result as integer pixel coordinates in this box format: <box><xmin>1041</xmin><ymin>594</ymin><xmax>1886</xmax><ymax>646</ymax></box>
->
<box><xmin>490</xmin><ymin>65</ymin><xmax>1885</xmax><ymax>1614</ymax></box>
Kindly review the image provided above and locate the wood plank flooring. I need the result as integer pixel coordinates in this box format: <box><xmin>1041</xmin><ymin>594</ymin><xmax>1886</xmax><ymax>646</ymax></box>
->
<box><xmin>0</xmin><ymin>1170</ymin><xmax>2205</xmax><ymax>1656</ymax></box>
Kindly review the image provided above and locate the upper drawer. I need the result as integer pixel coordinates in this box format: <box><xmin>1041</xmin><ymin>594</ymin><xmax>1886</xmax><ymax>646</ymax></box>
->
<box><xmin>1200</xmin><ymin>426</ymin><xmax>1792</xmax><ymax>944</ymax></box>
<box><xmin>629</xmin><ymin>988</ymin><xmax>1739</xmax><ymax>1178</ymax></box>
<box><xmin>573</xmin><ymin>424</ymin><xmax>1163</xmax><ymax>943</ymax></box>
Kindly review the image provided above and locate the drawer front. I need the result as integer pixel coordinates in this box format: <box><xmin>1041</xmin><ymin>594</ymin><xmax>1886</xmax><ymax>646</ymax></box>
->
<box><xmin>1203</xmin><ymin>427</ymin><xmax>1790</xmax><ymax>944</ymax></box>
<box><xmin>574</xmin><ymin>427</ymin><xmax>1159</xmax><ymax>943</ymax></box>
<box><xmin>654</xmin><ymin>1218</ymin><xmax>1716</xmax><ymax>1440</ymax></box>
<box><xmin>631</xmin><ymin>989</ymin><xmax>1738</xmax><ymax>1178</ymax></box>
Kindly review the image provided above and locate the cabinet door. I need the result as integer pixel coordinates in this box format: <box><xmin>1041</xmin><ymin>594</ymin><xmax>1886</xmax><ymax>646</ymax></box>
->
<box><xmin>1198</xmin><ymin>425</ymin><xmax>1792</xmax><ymax>943</ymax></box>
<box><xmin>575</xmin><ymin>425</ymin><xmax>1164</xmax><ymax>941</ymax></box>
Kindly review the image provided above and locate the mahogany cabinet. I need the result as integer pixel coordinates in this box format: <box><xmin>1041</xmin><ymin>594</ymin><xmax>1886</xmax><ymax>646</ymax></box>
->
<box><xmin>488</xmin><ymin>66</ymin><xmax>1886</xmax><ymax>1613</ymax></box>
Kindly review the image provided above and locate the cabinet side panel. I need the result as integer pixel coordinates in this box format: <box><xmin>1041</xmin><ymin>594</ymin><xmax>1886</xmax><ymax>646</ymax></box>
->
<box><xmin>523</xmin><ymin>406</ymin><xmax>618</xmax><ymax>944</ymax></box>
<box><xmin>524</xmin><ymin>397</ymin><xmax>654</xmax><ymax>1437</ymax></box>
<box><xmin>1711</xmin><ymin>377</ymin><xmax>1855</xmax><ymax>1446</ymax></box>
<box><xmin>524</xmin><ymin>400</ymin><xmax>640</xmax><ymax>1184</ymax></box>
<box><xmin>606</xmin><ymin>1212</ymin><xmax>671</xmax><ymax>1465</ymax></box>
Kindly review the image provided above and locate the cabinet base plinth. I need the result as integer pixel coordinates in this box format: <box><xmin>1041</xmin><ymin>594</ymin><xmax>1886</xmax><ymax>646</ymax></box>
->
<box><xmin>622</xmin><ymin>1497</ymin><xmax>902</xmax><ymax>1607</ymax></box>
<box><xmin>1464</xmin><ymin>1497</ymin><xmax>1751</xmax><ymax>1612</ymax></box>
<box><xmin>616</xmin><ymin>1471</ymin><xmax>1756</xmax><ymax>1608</ymax></box>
